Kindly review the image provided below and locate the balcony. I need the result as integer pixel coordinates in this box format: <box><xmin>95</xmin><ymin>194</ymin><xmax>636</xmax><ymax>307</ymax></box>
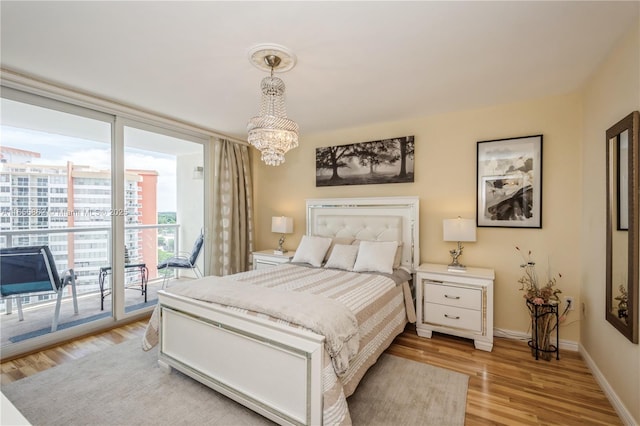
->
<box><xmin>0</xmin><ymin>223</ymin><xmax>199</xmax><ymax>349</ymax></box>
<box><xmin>0</xmin><ymin>277</ymin><xmax>173</xmax><ymax>347</ymax></box>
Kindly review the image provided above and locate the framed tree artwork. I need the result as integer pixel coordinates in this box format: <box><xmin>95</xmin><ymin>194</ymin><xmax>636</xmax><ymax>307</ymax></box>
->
<box><xmin>316</xmin><ymin>136</ymin><xmax>414</xmax><ymax>187</ymax></box>
<box><xmin>476</xmin><ymin>135</ymin><xmax>543</xmax><ymax>228</ymax></box>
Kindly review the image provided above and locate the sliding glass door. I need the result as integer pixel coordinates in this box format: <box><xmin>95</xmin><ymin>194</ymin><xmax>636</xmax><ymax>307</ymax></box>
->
<box><xmin>0</xmin><ymin>88</ymin><xmax>206</xmax><ymax>355</ymax></box>
<box><xmin>0</xmin><ymin>88</ymin><xmax>114</xmax><ymax>347</ymax></box>
<box><xmin>119</xmin><ymin>123</ymin><xmax>204</xmax><ymax>314</ymax></box>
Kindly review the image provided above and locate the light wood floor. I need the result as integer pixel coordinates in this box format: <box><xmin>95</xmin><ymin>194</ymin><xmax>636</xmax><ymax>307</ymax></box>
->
<box><xmin>1</xmin><ymin>321</ymin><xmax>621</xmax><ymax>426</ymax></box>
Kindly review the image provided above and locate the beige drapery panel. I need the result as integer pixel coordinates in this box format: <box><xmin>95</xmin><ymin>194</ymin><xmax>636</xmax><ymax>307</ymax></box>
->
<box><xmin>206</xmin><ymin>138</ymin><xmax>254</xmax><ymax>275</ymax></box>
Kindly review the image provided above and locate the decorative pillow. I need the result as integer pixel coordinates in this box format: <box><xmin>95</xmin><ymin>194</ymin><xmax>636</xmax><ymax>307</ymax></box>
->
<box><xmin>324</xmin><ymin>237</ymin><xmax>355</xmax><ymax>262</ymax></box>
<box><xmin>324</xmin><ymin>244</ymin><xmax>359</xmax><ymax>271</ymax></box>
<box><xmin>352</xmin><ymin>240</ymin><xmax>399</xmax><ymax>274</ymax></box>
<box><xmin>292</xmin><ymin>235</ymin><xmax>332</xmax><ymax>267</ymax></box>
<box><xmin>352</xmin><ymin>240</ymin><xmax>403</xmax><ymax>269</ymax></box>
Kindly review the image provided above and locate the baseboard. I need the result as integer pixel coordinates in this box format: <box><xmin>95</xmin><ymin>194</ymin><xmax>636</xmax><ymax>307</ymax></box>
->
<box><xmin>578</xmin><ymin>344</ymin><xmax>637</xmax><ymax>426</ymax></box>
<box><xmin>493</xmin><ymin>327</ymin><xmax>579</xmax><ymax>352</ymax></box>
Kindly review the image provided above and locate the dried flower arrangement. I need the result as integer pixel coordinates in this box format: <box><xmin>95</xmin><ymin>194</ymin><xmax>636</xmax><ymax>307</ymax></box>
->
<box><xmin>516</xmin><ymin>246</ymin><xmax>562</xmax><ymax>305</ymax></box>
<box><xmin>516</xmin><ymin>246</ymin><xmax>564</xmax><ymax>360</ymax></box>
<box><xmin>615</xmin><ymin>284</ymin><xmax>629</xmax><ymax>320</ymax></box>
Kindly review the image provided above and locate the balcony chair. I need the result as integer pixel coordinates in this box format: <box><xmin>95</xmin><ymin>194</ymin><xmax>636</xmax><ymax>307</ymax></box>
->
<box><xmin>0</xmin><ymin>245</ymin><xmax>79</xmax><ymax>332</ymax></box>
<box><xmin>158</xmin><ymin>231</ymin><xmax>204</xmax><ymax>288</ymax></box>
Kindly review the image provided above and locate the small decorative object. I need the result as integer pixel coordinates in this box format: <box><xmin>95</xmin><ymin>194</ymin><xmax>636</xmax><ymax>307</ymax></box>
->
<box><xmin>516</xmin><ymin>247</ymin><xmax>562</xmax><ymax>360</ymax></box>
<box><xmin>442</xmin><ymin>217</ymin><xmax>476</xmax><ymax>272</ymax></box>
<box><xmin>316</xmin><ymin>136</ymin><xmax>414</xmax><ymax>186</ymax></box>
<box><xmin>615</xmin><ymin>284</ymin><xmax>629</xmax><ymax>321</ymax></box>
<box><xmin>477</xmin><ymin>135</ymin><xmax>543</xmax><ymax>228</ymax></box>
<box><xmin>271</xmin><ymin>216</ymin><xmax>293</xmax><ymax>255</ymax></box>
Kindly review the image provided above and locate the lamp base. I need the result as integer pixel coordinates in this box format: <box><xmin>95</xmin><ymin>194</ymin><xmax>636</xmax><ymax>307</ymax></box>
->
<box><xmin>447</xmin><ymin>241</ymin><xmax>467</xmax><ymax>272</ymax></box>
<box><xmin>273</xmin><ymin>249</ymin><xmax>287</xmax><ymax>255</ymax></box>
<box><xmin>447</xmin><ymin>263</ymin><xmax>467</xmax><ymax>272</ymax></box>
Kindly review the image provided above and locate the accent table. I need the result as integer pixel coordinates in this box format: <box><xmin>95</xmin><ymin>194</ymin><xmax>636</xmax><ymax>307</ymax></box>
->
<box><xmin>415</xmin><ymin>263</ymin><xmax>495</xmax><ymax>351</ymax></box>
<box><xmin>98</xmin><ymin>263</ymin><xmax>148</xmax><ymax>311</ymax></box>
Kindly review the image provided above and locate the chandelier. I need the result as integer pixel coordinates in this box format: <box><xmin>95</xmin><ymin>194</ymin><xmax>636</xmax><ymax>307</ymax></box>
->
<box><xmin>247</xmin><ymin>45</ymin><xmax>299</xmax><ymax>166</ymax></box>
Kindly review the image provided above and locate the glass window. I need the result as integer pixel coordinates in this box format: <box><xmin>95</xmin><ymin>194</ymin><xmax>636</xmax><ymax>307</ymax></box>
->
<box><xmin>1</xmin><ymin>86</ymin><xmax>209</xmax><ymax>357</ymax></box>
<box><xmin>1</xmin><ymin>93</ymin><xmax>112</xmax><ymax>348</ymax></box>
<box><xmin>122</xmin><ymin>125</ymin><xmax>204</xmax><ymax>313</ymax></box>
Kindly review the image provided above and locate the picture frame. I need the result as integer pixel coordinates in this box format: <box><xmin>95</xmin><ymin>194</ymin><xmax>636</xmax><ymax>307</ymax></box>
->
<box><xmin>315</xmin><ymin>136</ymin><xmax>414</xmax><ymax>187</ymax></box>
<box><xmin>476</xmin><ymin>135</ymin><xmax>543</xmax><ymax>228</ymax></box>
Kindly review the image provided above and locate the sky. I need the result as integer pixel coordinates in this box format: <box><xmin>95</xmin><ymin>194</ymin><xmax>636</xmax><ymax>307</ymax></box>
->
<box><xmin>1</xmin><ymin>126</ymin><xmax>178</xmax><ymax>211</ymax></box>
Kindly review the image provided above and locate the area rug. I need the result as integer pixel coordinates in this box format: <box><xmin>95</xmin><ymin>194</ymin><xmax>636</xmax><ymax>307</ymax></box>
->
<box><xmin>3</xmin><ymin>339</ymin><xmax>468</xmax><ymax>425</ymax></box>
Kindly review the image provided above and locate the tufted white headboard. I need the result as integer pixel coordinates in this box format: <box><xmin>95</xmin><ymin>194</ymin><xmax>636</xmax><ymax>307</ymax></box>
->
<box><xmin>314</xmin><ymin>215</ymin><xmax>403</xmax><ymax>242</ymax></box>
<box><xmin>306</xmin><ymin>196</ymin><xmax>420</xmax><ymax>271</ymax></box>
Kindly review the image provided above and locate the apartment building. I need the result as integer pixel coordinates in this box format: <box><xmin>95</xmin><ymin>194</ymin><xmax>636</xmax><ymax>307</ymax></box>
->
<box><xmin>0</xmin><ymin>146</ymin><xmax>158</xmax><ymax>311</ymax></box>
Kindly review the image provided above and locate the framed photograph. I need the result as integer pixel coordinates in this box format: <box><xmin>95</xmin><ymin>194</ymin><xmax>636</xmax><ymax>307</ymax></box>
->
<box><xmin>316</xmin><ymin>136</ymin><xmax>414</xmax><ymax>187</ymax></box>
<box><xmin>476</xmin><ymin>135</ymin><xmax>543</xmax><ymax>228</ymax></box>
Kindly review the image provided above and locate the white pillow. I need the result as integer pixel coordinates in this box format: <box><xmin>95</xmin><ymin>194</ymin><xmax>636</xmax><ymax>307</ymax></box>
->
<box><xmin>324</xmin><ymin>244</ymin><xmax>359</xmax><ymax>271</ymax></box>
<box><xmin>292</xmin><ymin>235</ymin><xmax>332</xmax><ymax>267</ymax></box>
<box><xmin>352</xmin><ymin>240</ymin><xmax>403</xmax><ymax>269</ymax></box>
<box><xmin>352</xmin><ymin>240</ymin><xmax>398</xmax><ymax>274</ymax></box>
<box><xmin>324</xmin><ymin>237</ymin><xmax>355</xmax><ymax>262</ymax></box>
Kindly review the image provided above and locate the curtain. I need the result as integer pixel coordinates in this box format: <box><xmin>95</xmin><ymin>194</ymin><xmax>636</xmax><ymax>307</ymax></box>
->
<box><xmin>206</xmin><ymin>138</ymin><xmax>254</xmax><ymax>275</ymax></box>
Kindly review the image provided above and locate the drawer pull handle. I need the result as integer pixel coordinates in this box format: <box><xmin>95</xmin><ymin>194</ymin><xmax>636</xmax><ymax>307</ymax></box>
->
<box><xmin>444</xmin><ymin>294</ymin><xmax>460</xmax><ymax>300</ymax></box>
<box><xmin>444</xmin><ymin>314</ymin><xmax>460</xmax><ymax>320</ymax></box>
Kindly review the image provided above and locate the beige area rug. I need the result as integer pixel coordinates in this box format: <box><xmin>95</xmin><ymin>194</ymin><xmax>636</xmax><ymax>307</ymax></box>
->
<box><xmin>3</xmin><ymin>339</ymin><xmax>468</xmax><ymax>425</ymax></box>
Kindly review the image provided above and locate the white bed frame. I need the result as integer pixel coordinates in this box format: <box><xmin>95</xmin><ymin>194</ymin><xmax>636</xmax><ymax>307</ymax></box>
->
<box><xmin>157</xmin><ymin>196</ymin><xmax>420</xmax><ymax>425</ymax></box>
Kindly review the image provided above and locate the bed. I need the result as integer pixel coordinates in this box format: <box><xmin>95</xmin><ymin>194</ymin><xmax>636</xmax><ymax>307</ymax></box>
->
<box><xmin>143</xmin><ymin>196</ymin><xmax>420</xmax><ymax>425</ymax></box>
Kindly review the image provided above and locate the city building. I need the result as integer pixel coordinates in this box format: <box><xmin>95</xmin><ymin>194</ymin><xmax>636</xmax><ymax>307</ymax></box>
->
<box><xmin>0</xmin><ymin>146</ymin><xmax>158</xmax><ymax>311</ymax></box>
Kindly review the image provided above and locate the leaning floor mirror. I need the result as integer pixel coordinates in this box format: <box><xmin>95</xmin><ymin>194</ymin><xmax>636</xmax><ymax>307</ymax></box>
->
<box><xmin>606</xmin><ymin>110</ymin><xmax>639</xmax><ymax>344</ymax></box>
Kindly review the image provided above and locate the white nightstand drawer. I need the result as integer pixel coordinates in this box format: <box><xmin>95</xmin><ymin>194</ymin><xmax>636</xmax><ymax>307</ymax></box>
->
<box><xmin>423</xmin><ymin>302</ymin><xmax>482</xmax><ymax>332</ymax></box>
<box><xmin>423</xmin><ymin>282</ymin><xmax>482</xmax><ymax>310</ymax></box>
<box><xmin>416</xmin><ymin>263</ymin><xmax>494</xmax><ymax>351</ymax></box>
<box><xmin>254</xmin><ymin>260</ymin><xmax>279</xmax><ymax>270</ymax></box>
<box><xmin>252</xmin><ymin>250</ymin><xmax>295</xmax><ymax>270</ymax></box>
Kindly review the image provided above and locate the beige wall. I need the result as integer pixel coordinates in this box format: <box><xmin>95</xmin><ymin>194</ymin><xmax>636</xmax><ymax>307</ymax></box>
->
<box><xmin>252</xmin><ymin>19</ymin><xmax>640</xmax><ymax>423</ymax></box>
<box><xmin>581</xmin><ymin>20</ymin><xmax>639</xmax><ymax>424</ymax></box>
<box><xmin>253</xmin><ymin>92</ymin><xmax>583</xmax><ymax>343</ymax></box>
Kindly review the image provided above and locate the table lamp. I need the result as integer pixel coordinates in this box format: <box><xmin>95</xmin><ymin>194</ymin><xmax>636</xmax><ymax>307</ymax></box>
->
<box><xmin>443</xmin><ymin>217</ymin><xmax>476</xmax><ymax>272</ymax></box>
<box><xmin>272</xmin><ymin>216</ymin><xmax>293</xmax><ymax>255</ymax></box>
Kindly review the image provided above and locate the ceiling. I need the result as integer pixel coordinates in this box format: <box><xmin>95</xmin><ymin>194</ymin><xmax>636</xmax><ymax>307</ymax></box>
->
<box><xmin>1</xmin><ymin>1</ymin><xmax>638</xmax><ymax>141</ymax></box>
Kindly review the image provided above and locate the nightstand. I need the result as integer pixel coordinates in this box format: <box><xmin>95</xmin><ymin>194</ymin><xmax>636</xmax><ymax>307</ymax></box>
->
<box><xmin>252</xmin><ymin>250</ymin><xmax>295</xmax><ymax>270</ymax></box>
<box><xmin>415</xmin><ymin>263</ymin><xmax>495</xmax><ymax>351</ymax></box>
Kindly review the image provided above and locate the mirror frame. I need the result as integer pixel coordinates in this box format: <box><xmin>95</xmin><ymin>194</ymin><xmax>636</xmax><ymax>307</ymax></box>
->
<box><xmin>606</xmin><ymin>111</ymin><xmax>639</xmax><ymax>343</ymax></box>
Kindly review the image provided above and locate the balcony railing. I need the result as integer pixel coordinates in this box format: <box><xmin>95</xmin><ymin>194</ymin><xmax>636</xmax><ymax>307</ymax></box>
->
<box><xmin>1</xmin><ymin>223</ymin><xmax>180</xmax><ymax>314</ymax></box>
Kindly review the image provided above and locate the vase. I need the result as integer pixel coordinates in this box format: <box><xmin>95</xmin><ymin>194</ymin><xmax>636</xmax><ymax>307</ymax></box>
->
<box><xmin>526</xmin><ymin>299</ymin><xmax>559</xmax><ymax>361</ymax></box>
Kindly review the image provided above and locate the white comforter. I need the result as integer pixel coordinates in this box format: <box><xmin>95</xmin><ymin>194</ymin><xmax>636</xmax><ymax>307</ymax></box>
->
<box><xmin>143</xmin><ymin>275</ymin><xmax>360</xmax><ymax>375</ymax></box>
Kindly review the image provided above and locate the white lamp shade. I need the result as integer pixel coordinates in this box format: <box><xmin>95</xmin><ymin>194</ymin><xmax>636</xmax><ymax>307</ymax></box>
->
<box><xmin>272</xmin><ymin>216</ymin><xmax>293</xmax><ymax>234</ymax></box>
<box><xmin>443</xmin><ymin>218</ymin><xmax>476</xmax><ymax>242</ymax></box>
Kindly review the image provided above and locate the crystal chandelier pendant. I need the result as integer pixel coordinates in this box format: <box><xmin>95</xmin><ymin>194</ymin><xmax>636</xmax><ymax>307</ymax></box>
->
<box><xmin>247</xmin><ymin>46</ymin><xmax>299</xmax><ymax>166</ymax></box>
